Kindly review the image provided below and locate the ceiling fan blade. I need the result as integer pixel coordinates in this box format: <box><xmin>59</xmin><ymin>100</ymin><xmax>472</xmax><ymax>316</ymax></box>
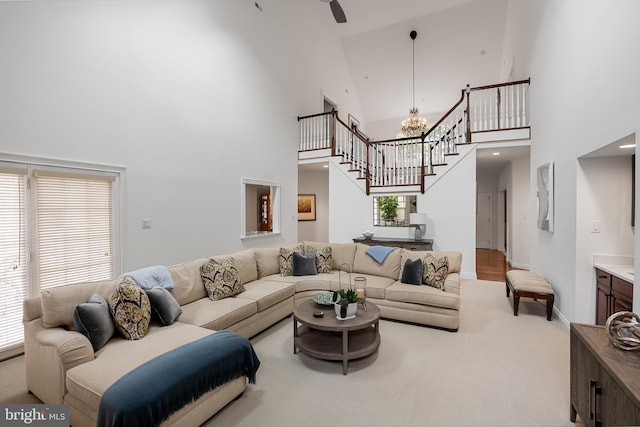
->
<box><xmin>329</xmin><ymin>0</ymin><xmax>347</xmax><ymax>23</ymax></box>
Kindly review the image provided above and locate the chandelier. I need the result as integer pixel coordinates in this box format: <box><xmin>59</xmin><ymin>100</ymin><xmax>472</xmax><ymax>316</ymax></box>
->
<box><xmin>400</xmin><ymin>30</ymin><xmax>428</xmax><ymax>138</ymax></box>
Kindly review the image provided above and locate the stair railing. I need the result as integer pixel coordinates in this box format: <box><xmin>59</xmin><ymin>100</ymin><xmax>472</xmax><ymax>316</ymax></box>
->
<box><xmin>298</xmin><ymin>79</ymin><xmax>530</xmax><ymax>194</ymax></box>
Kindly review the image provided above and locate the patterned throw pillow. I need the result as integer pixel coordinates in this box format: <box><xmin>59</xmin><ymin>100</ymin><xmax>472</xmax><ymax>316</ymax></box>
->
<box><xmin>108</xmin><ymin>277</ymin><xmax>151</xmax><ymax>340</ymax></box>
<box><xmin>423</xmin><ymin>253</ymin><xmax>449</xmax><ymax>290</ymax></box>
<box><xmin>200</xmin><ymin>257</ymin><xmax>245</xmax><ymax>300</ymax></box>
<box><xmin>279</xmin><ymin>244</ymin><xmax>304</xmax><ymax>276</ymax></box>
<box><xmin>306</xmin><ymin>246</ymin><xmax>333</xmax><ymax>274</ymax></box>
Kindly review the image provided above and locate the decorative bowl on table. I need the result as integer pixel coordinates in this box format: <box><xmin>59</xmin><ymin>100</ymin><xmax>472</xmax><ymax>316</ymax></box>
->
<box><xmin>362</xmin><ymin>231</ymin><xmax>374</xmax><ymax>239</ymax></box>
<box><xmin>312</xmin><ymin>292</ymin><xmax>338</xmax><ymax>306</ymax></box>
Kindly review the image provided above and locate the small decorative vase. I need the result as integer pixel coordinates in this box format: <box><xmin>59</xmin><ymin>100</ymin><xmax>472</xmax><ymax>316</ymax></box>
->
<box><xmin>335</xmin><ymin>302</ymin><xmax>357</xmax><ymax>319</ymax></box>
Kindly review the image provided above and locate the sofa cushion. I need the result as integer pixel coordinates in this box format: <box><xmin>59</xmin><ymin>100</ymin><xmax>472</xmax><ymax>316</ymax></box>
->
<box><xmin>108</xmin><ymin>277</ymin><xmax>152</xmax><ymax>340</ymax></box>
<box><xmin>211</xmin><ymin>249</ymin><xmax>258</xmax><ymax>285</ymax></box>
<box><xmin>352</xmin><ymin>243</ymin><xmax>402</xmax><ymax>280</ymax></box>
<box><xmin>279</xmin><ymin>244</ymin><xmax>304</xmax><ymax>276</ymax></box>
<box><xmin>65</xmin><ymin>323</ymin><xmax>216</xmax><ymax>413</ymax></box>
<box><xmin>41</xmin><ymin>279</ymin><xmax>119</xmax><ymax>329</ymax></box>
<box><xmin>304</xmin><ymin>245</ymin><xmax>332</xmax><ymax>273</ymax></box>
<box><xmin>200</xmin><ymin>258</ymin><xmax>246</xmax><ymax>301</ymax></box>
<box><xmin>254</xmin><ymin>247</ymin><xmax>280</xmax><ymax>278</ymax></box>
<box><xmin>292</xmin><ymin>252</ymin><xmax>317</xmax><ymax>276</ymax></box>
<box><xmin>73</xmin><ymin>294</ymin><xmax>115</xmax><ymax>352</ymax></box>
<box><xmin>385</xmin><ymin>282</ymin><xmax>460</xmax><ymax>310</ymax></box>
<box><xmin>400</xmin><ymin>258</ymin><xmax>423</xmax><ymax>285</ymax></box>
<box><xmin>178</xmin><ymin>297</ymin><xmax>257</xmax><ymax>331</ymax></box>
<box><xmin>234</xmin><ymin>280</ymin><xmax>295</xmax><ymax>312</ymax></box>
<box><xmin>168</xmin><ymin>257</ymin><xmax>209</xmax><ymax>306</ymax></box>
<box><xmin>399</xmin><ymin>249</ymin><xmax>462</xmax><ymax>274</ymax></box>
<box><xmin>145</xmin><ymin>286</ymin><xmax>182</xmax><ymax>326</ymax></box>
<box><xmin>330</xmin><ymin>243</ymin><xmax>356</xmax><ymax>270</ymax></box>
<box><xmin>423</xmin><ymin>253</ymin><xmax>449</xmax><ymax>290</ymax></box>
<box><xmin>346</xmin><ymin>273</ymin><xmax>396</xmax><ymax>299</ymax></box>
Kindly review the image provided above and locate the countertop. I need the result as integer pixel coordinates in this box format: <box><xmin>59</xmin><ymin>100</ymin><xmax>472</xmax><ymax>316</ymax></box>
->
<box><xmin>593</xmin><ymin>254</ymin><xmax>634</xmax><ymax>283</ymax></box>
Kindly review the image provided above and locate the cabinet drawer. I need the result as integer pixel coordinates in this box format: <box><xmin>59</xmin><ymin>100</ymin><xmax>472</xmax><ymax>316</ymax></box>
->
<box><xmin>596</xmin><ymin>269</ymin><xmax>611</xmax><ymax>286</ymax></box>
<box><xmin>612</xmin><ymin>276</ymin><xmax>633</xmax><ymax>300</ymax></box>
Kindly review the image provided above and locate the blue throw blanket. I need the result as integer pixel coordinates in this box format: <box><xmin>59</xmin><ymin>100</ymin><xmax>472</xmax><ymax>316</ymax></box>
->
<box><xmin>97</xmin><ymin>330</ymin><xmax>260</xmax><ymax>427</ymax></box>
<box><xmin>122</xmin><ymin>265</ymin><xmax>174</xmax><ymax>290</ymax></box>
<box><xmin>366</xmin><ymin>245</ymin><xmax>397</xmax><ymax>264</ymax></box>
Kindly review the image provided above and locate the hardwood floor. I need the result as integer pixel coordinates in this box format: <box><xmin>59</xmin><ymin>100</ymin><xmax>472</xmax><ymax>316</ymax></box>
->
<box><xmin>476</xmin><ymin>248</ymin><xmax>518</xmax><ymax>282</ymax></box>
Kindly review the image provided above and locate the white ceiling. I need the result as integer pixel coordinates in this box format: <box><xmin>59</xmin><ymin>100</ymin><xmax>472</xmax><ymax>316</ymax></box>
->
<box><xmin>299</xmin><ymin>0</ymin><xmax>526</xmax><ymax>175</ymax></box>
<box><xmin>314</xmin><ymin>0</ymin><xmax>509</xmax><ymax>124</ymax></box>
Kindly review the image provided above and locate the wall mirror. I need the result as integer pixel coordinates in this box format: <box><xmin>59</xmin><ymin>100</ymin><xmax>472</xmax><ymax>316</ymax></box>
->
<box><xmin>373</xmin><ymin>195</ymin><xmax>417</xmax><ymax>226</ymax></box>
<box><xmin>241</xmin><ymin>178</ymin><xmax>280</xmax><ymax>238</ymax></box>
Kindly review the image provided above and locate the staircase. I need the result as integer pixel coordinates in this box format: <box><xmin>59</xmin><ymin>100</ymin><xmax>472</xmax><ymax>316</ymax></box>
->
<box><xmin>298</xmin><ymin>79</ymin><xmax>531</xmax><ymax>194</ymax></box>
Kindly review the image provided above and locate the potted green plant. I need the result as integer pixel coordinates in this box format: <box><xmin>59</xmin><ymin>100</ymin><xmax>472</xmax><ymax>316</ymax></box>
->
<box><xmin>333</xmin><ymin>288</ymin><xmax>363</xmax><ymax>319</ymax></box>
<box><xmin>378</xmin><ymin>196</ymin><xmax>398</xmax><ymax>225</ymax></box>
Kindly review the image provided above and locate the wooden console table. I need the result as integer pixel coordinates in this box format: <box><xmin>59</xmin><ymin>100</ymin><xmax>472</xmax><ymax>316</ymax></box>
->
<box><xmin>352</xmin><ymin>236</ymin><xmax>433</xmax><ymax>251</ymax></box>
<box><xmin>570</xmin><ymin>323</ymin><xmax>640</xmax><ymax>426</ymax></box>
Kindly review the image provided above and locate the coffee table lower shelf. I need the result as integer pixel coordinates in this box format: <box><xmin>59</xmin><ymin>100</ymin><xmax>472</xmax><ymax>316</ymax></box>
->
<box><xmin>294</xmin><ymin>325</ymin><xmax>380</xmax><ymax>374</ymax></box>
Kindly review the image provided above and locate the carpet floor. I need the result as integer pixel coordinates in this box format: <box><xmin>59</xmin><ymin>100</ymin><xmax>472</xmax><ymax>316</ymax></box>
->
<box><xmin>206</xmin><ymin>280</ymin><xmax>580</xmax><ymax>427</ymax></box>
<box><xmin>0</xmin><ymin>279</ymin><xmax>583</xmax><ymax>426</ymax></box>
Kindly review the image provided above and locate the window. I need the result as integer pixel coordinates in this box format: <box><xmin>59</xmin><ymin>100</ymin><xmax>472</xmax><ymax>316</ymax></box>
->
<box><xmin>0</xmin><ymin>160</ymin><xmax>121</xmax><ymax>358</ymax></box>
<box><xmin>241</xmin><ymin>178</ymin><xmax>280</xmax><ymax>239</ymax></box>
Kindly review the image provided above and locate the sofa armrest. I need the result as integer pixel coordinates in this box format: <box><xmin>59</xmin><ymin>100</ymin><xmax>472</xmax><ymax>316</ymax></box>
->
<box><xmin>23</xmin><ymin>318</ymin><xmax>94</xmax><ymax>404</ymax></box>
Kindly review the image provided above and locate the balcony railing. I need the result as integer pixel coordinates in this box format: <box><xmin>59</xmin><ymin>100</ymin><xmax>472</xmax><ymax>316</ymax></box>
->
<box><xmin>298</xmin><ymin>79</ymin><xmax>530</xmax><ymax>194</ymax></box>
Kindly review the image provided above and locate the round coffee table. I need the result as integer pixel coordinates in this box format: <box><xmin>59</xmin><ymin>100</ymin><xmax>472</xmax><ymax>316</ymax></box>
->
<box><xmin>293</xmin><ymin>298</ymin><xmax>380</xmax><ymax>375</ymax></box>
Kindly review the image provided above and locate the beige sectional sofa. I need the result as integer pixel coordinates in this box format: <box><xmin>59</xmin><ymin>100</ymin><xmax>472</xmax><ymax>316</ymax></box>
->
<box><xmin>23</xmin><ymin>242</ymin><xmax>462</xmax><ymax>426</ymax></box>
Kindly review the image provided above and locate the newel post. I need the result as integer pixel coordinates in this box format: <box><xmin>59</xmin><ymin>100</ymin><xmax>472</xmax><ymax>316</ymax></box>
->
<box><xmin>330</xmin><ymin>109</ymin><xmax>337</xmax><ymax>157</ymax></box>
<box><xmin>465</xmin><ymin>85</ymin><xmax>471</xmax><ymax>143</ymax></box>
<box><xmin>365</xmin><ymin>142</ymin><xmax>371</xmax><ymax>195</ymax></box>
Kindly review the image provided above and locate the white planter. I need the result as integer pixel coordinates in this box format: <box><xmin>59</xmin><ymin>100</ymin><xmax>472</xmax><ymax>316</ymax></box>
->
<box><xmin>335</xmin><ymin>302</ymin><xmax>357</xmax><ymax>320</ymax></box>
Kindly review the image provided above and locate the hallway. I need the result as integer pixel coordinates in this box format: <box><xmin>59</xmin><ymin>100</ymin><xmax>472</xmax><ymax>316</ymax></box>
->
<box><xmin>476</xmin><ymin>248</ymin><xmax>519</xmax><ymax>282</ymax></box>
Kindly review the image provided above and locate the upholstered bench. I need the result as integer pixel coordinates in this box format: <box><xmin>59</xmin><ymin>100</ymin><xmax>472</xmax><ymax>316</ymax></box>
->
<box><xmin>505</xmin><ymin>270</ymin><xmax>554</xmax><ymax>321</ymax></box>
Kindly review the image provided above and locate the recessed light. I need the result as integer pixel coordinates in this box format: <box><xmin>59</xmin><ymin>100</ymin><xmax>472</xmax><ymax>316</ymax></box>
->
<box><xmin>619</xmin><ymin>144</ymin><xmax>636</xmax><ymax>149</ymax></box>
<box><xmin>323</xmin><ymin>164</ymin><xmax>329</xmax><ymax>168</ymax></box>
<box><xmin>492</xmin><ymin>152</ymin><xmax>500</xmax><ymax>156</ymax></box>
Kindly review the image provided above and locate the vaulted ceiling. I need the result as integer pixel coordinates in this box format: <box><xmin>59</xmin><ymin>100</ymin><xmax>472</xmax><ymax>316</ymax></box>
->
<box><xmin>311</xmin><ymin>0</ymin><xmax>509</xmax><ymax>125</ymax></box>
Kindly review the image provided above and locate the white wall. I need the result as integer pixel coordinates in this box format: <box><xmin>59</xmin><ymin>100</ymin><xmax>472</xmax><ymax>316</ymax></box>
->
<box><xmin>503</xmin><ymin>0</ymin><xmax>640</xmax><ymax>321</ymax></box>
<box><xmin>497</xmin><ymin>156</ymin><xmax>530</xmax><ymax>269</ymax></box>
<box><xmin>0</xmin><ymin>0</ymin><xmax>362</xmax><ymax>271</ymax></box>
<box><xmin>510</xmin><ymin>156</ymin><xmax>530</xmax><ymax>269</ymax></box>
<box><xmin>298</xmin><ymin>169</ymin><xmax>329</xmax><ymax>242</ymax></box>
<box><xmin>477</xmin><ymin>168</ymin><xmax>500</xmax><ymax>249</ymax></box>
<box><xmin>575</xmin><ymin>155</ymin><xmax>635</xmax><ymax>322</ymax></box>
<box><xmin>329</xmin><ymin>149</ymin><xmax>477</xmax><ymax>278</ymax></box>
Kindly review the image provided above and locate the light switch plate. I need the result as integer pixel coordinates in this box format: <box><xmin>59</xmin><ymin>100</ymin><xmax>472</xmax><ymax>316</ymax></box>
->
<box><xmin>591</xmin><ymin>220</ymin><xmax>601</xmax><ymax>233</ymax></box>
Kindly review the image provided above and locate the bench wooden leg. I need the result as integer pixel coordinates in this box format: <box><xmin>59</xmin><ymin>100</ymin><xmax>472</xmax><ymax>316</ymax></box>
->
<box><xmin>513</xmin><ymin>293</ymin><xmax>520</xmax><ymax>316</ymax></box>
<box><xmin>505</xmin><ymin>281</ymin><xmax>511</xmax><ymax>297</ymax></box>
<box><xmin>546</xmin><ymin>294</ymin><xmax>554</xmax><ymax>321</ymax></box>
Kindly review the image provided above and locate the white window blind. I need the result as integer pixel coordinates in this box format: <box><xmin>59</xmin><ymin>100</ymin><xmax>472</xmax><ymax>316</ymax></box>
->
<box><xmin>0</xmin><ymin>161</ymin><xmax>119</xmax><ymax>358</ymax></box>
<box><xmin>0</xmin><ymin>167</ymin><xmax>28</xmax><ymax>351</ymax></box>
<box><xmin>33</xmin><ymin>170</ymin><xmax>115</xmax><ymax>290</ymax></box>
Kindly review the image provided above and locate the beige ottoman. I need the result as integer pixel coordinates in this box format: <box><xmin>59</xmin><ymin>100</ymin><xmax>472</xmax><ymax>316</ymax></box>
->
<box><xmin>505</xmin><ymin>270</ymin><xmax>554</xmax><ymax>321</ymax></box>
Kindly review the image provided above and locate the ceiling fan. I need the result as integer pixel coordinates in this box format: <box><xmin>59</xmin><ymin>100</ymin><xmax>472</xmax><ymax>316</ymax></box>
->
<box><xmin>320</xmin><ymin>0</ymin><xmax>347</xmax><ymax>23</ymax></box>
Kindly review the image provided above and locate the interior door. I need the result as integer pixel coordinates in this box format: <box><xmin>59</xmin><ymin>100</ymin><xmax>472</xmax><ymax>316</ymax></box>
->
<box><xmin>476</xmin><ymin>192</ymin><xmax>492</xmax><ymax>249</ymax></box>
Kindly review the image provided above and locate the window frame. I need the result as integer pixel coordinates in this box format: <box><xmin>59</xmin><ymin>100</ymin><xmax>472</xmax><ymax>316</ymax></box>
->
<box><xmin>0</xmin><ymin>154</ymin><xmax>124</xmax><ymax>358</ymax></box>
<box><xmin>240</xmin><ymin>177</ymin><xmax>281</xmax><ymax>240</ymax></box>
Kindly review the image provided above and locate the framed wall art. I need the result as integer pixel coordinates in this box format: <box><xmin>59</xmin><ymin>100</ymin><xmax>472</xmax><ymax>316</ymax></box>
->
<box><xmin>536</xmin><ymin>162</ymin><xmax>554</xmax><ymax>232</ymax></box>
<box><xmin>297</xmin><ymin>194</ymin><xmax>316</xmax><ymax>221</ymax></box>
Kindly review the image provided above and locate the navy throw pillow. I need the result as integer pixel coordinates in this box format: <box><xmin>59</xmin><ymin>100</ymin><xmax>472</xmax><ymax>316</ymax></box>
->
<box><xmin>73</xmin><ymin>293</ymin><xmax>115</xmax><ymax>352</ymax></box>
<box><xmin>292</xmin><ymin>251</ymin><xmax>318</xmax><ymax>276</ymax></box>
<box><xmin>401</xmin><ymin>258</ymin><xmax>423</xmax><ymax>285</ymax></box>
<box><xmin>145</xmin><ymin>286</ymin><xmax>182</xmax><ymax>326</ymax></box>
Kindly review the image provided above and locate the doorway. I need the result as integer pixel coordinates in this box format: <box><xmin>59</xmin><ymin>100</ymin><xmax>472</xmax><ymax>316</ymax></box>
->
<box><xmin>476</xmin><ymin>192</ymin><xmax>492</xmax><ymax>249</ymax></box>
<box><xmin>498</xmin><ymin>189</ymin><xmax>507</xmax><ymax>255</ymax></box>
